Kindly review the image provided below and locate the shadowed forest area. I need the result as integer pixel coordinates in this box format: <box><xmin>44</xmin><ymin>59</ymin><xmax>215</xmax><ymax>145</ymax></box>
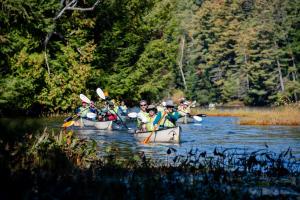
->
<box><xmin>0</xmin><ymin>0</ymin><xmax>300</xmax><ymax>115</ymax></box>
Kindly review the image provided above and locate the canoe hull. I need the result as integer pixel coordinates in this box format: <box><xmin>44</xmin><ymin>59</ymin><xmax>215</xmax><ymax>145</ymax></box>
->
<box><xmin>134</xmin><ymin>126</ymin><xmax>181</xmax><ymax>143</ymax></box>
<box><xmin>81</xmin><ymin>119</ymin><xmax>113</xmax><ymax>130</ymax></box>
<box><xmin>177</xmin><ymin>116</ymin><xmax>194</xmax><ymax>124</ymax></box>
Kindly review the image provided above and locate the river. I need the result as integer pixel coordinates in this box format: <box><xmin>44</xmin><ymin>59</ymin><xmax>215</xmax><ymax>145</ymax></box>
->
<box><xmin>1</xmin><ymin>116</ymin><xmax>300</xmax><ymax>162</ymax></box>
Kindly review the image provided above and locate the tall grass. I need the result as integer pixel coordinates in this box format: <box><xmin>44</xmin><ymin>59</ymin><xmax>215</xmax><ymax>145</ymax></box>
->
<box><xmin>0</xmin><ymin>129</ymin><xmax>299</xmax><ymax>199</ymax></box>
<box><xmin>192</xmin><ymin>105</ymin><xmax>300</xmax><ymax>126</ymax></box>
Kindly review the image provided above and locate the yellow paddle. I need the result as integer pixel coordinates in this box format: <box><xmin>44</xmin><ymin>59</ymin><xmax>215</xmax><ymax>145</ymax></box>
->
<box><xmin>143</xmin><ymin>111</ymin><xmax>167</xmax><ymax>144</ymax></box>
<box><xmin>62</xmin><ymin>94</ymin><xmax>91</xmax><ymax>128</ymax></box>
<box><xmin>62</xmin><ymin>120</ymin><xmax>75</xmax><ymax>128</ymax></box>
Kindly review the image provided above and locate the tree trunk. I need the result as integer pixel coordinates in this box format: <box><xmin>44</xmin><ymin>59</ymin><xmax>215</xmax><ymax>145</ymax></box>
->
<box><xmin>274</xmin><ymin>41</ymin><xmax>284</xmax><ymax>92</ymax></box>
<box><xmin>276</xmin><ymin>58</ymin><xmax>285</xmax><ymax>92</ymax></box>
<box><xmin>244</xmin><ymin>52</ymin><xmax>250</xmax><ymax>90</ymax></box>
<box><xmin>178</xmin><ymin>35</ymin><xmax>187</xmax><ymax>91</ymax></box>
<box><xmin>291</xmin><ymin>55</ymin><xmax>298</xmax><ymax>101</ymax></box>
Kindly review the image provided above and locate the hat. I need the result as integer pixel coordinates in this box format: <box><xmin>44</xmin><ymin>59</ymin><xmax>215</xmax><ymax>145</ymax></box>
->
<box><xmin>140</xmin><ymin>100</ymin><xmax>147</xmax><ymax>105</ymax></box>
<box><xmin>165</xmin><ymin>100</ymin><xmax>174</xmax><ymax>107</ymax></box>
<box><xmin>108</xmin><ymin>101</ymin><xmax>114</xmax><ymax>106</ymax></box>
<box><xmin>183</xmin><ymin>101</ymin><xmax>189</xmax><ymax>105</ymax></box>
<box><xmin>147</xmin><ymin>104</ymin><xmax>157</xmax><ymax>113</ymax></box>
<box><xmin>82</xmin><ymin>101</ymin><xmax>87</xmax><ymax>104</ymax></box>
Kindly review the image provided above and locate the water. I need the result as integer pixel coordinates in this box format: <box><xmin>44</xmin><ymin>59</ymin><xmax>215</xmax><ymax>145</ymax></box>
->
<box><xmin>1</xmin><ymin>116</ymin><xmax>300</xmax><ymax>161</ymax></box>
<box><xmin>74</xmin><ymin>117</ymin><xmax>300</xmax><ymax>161</ymax></box>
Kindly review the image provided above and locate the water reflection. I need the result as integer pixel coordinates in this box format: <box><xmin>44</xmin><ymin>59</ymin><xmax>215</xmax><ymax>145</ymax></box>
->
<box><xmin>1</xmin><ymin>116</ymin><xmax>299</xmax><ymax>161</ymax></box>
<box><xmin>75</xmin><ymin>117</ymin><xmax>300</xmax><ymax>161</ymax></box>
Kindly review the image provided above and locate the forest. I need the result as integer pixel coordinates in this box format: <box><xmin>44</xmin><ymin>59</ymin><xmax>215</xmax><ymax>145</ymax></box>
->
<box><xmin>0</xmin><ymin>0</ymin><xmax>299</xmax><ymax>115</ymax></box>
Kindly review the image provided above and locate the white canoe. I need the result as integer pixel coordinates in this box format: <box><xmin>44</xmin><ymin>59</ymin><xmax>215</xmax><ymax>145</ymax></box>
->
<box><xmin>134</xmin><ymin>126</ymin><xmax>181</xmax><ymax>143</ymax></box>
<box><xmin>80</xmin><ymin>119</ymin><xmax>113</xmax><ymax>130</ymax></box>
<box><xmin>177</xmin><ymin>116</ymin><xmax>194</xmax><ymax>124</ymax></box>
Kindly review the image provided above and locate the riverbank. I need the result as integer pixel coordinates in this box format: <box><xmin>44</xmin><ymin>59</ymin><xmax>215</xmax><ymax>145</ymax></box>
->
<box><xmin>192</xmin><ymin>105</ymin><xmax>300</xmax><ymax>126</ymax></box>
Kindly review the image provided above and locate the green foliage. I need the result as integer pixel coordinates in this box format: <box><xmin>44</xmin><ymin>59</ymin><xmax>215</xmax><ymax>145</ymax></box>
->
<box><xmin>0</xmin><ymin>0</ymin><xmax>300</xmax><ymax>115</ymax></box>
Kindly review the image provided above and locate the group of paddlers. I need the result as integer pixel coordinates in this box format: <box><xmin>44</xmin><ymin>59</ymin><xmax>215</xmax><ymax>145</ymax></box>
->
<box><xmin>76</xmin><ymin>99</ymin><xmax>128</xmax><ymax>121</ymax></box>
<box><xmin>75</xmin><ymin>97</ymin><xmax>193</xmax><ymax>132</ymax></box>
<box><xmin>136</xmin><ymin>99</ymin><xmax>192</xmax><ymax>132</ymax></box>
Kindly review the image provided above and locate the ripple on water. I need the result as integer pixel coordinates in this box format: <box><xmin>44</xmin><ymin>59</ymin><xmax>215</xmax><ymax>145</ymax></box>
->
<box><xmin>73</xmin><ymin>117</ymin><xmax>300</xmax><ymax>160</ymax></box>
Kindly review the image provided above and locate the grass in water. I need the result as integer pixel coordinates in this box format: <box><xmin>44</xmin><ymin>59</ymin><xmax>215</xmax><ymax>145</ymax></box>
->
<box><xmin>192</xmin><ymin>105</ymin><xmax>300</xmax><ymax>126</ymax></box>
<box><xmin>0</xmin><ymin>129</ymin><xmax>300</xmax><ymax>199</ymax></box>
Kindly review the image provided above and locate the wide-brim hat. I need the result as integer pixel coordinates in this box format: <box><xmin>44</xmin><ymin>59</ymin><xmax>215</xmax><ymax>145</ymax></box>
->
<box><xmin>165</xmin><ymin>100</ymin><xmax>174</xmax><ymax>107</ymax></box>
<box><xmin>147</xmin><ymin>104</ymin><xmax>157</xmax><ymax>112</ymax></box>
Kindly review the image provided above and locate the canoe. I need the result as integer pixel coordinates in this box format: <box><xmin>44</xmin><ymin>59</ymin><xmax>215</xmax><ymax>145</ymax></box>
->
<box><xmin>134</xmin><ymin>126</ymin><xmax>181</xmax><ymax>143</ymax></box>
<box><xmin>177</xmin><ymin>116</ymin><xmax>194</xmax><ymax>124</ymax></box>
<box><xmin>79</xmin><ymin>119</ymin><xmax>113</xmax><ymax>130</ymax></box>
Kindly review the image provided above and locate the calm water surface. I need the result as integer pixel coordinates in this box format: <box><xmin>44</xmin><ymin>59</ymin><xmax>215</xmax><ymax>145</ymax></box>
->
<box><xmin>75</xmin><ymin>116</ymin><xmax>300</xmax><ymax>161</ymax></box>
<box><xmin>1</xmin><ymin>116</ymin><xmax>300</xmax><ymax>161</ymax></box>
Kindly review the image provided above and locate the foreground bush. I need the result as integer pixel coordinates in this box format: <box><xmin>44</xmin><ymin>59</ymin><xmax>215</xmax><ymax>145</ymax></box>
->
<box><xmin>0</xmin><ymin>129</ymin><xmax>299</xmax><ymax>199</ymax></box>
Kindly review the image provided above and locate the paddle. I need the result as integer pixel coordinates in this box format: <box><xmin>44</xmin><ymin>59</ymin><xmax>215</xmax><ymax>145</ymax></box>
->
<box><xmin>177</xmin><ymin>110</ymin><xmax>203</xmax><ymax>122</ymax></box>
<box><xmin>143</xmin><ymin>111</ymin><xmax>167</xmax><ymax>144</ymax></box>
<box><xmin>62</xmin><ymin>94</ymin><xmax>92</xmax><ymax>128</ymax></box>
<box><xmin>128</xmin><ymin>112</ymin><xmax>138</xmax><ymax>118</ymax></box>
<box><xmin>96</xmin><ymin>87</ymin><xmax>130</xmax><ymax>130</ymax></box>
<box><xmin>96</xmin><ymin>88</ymin><xmax>106</xmax><ymax>100</ymax></box>
<box><xmin>62</xmin><ymin>120</ymin><xmax>75</xmax><ymax>128</ymax></box>
<box><xmin>87</xmin><ymin>112</ymin><xmax>97</xmax><ymax>119</ymax></box>
<box><xmin>192</xmin><ymin>115</ymin><xmax>203</xmax><ymax>122</ymax></box>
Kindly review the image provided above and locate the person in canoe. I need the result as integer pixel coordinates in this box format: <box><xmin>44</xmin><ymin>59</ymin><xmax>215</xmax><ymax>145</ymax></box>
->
<box><xmin>177</xmin><ymin>99</ymin><xmax>191</xmax><ymax>117</ymax></box>
<box><xmin>145</xmin><ymin>104</ymin><xmax>157</xmax><ymax>132</ymax></box>
<box><xmin>153</xmin><ymin>100</ymin><xmax>181</xmax><ymax>129</ymax></box>
<box><xmin>137</xmin><ymin>100</ymin><xmax>148</xmax><ymax>132</ymax></box>
<box><xmin>156</xmin><ymin>101</ymin><xmax>166</xmax><ymax>112</ymax></box>
<box><xmin>75</xmin><ymin>101</ymin><xmax>90</xmax><ymax>118</ymax></box>
<box><xmin>98</xmin><ymin>101</ymin><xmax>118</xmax><ymax>121</ymax></box>
<box><xmin>118</xmin><ymin>100</ymin><xmax>128</xmax><ymax>116</ymax></box>
<box><xmin>85</xmin><ymin>101</ymin><xmax>98</xmax><ymax>121</ymax></box>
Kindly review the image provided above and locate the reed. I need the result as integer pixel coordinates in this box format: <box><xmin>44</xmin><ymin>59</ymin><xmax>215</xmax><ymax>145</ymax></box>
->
<box><xmin>1</xmin><ymin>129</ymin><xmax>299</xmax><ymax>199</ymax></box>
<box><xmin>192</xmin><ymin>105</ymin><xmax>300</xmax><ymax>126</ymax></box>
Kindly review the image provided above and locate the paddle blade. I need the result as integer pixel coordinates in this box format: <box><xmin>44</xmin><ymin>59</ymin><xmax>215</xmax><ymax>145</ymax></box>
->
<box><xmin>128</xmin><ymin>112</ymin><xmax>138</xmax><ymax>118</ymax></box>
<box><xmin>64</xmin><ymin>116</ymin><xmax>73</xmax><ymax>122</ymax></box>
<box><xmin>80</xmin><ymin>94</ymin><xmax>91</xmax><ymax>104</ymax></box>
<box><xmin>143</xmin><ymin>132</ymin><xmax>153</xmax><ymax>144</ymax></box>
<box><xmin>62</xmin><ymin>120</ymin><xmax>75</xmax><ymax>128</ymax></box>
<box><xmin>96</xmin><ymin>88</ymin><xmax>106</xmax><ymax>100</ymax></box>
<box><xmin>193</xmin><ymin>116</ymin><xmax>203</xmax><ymax>122</ymax></box>
<box><xmin>87</xmin><ymin>112</ymin><xmax>97</xmax><ymax>119</ymax></box>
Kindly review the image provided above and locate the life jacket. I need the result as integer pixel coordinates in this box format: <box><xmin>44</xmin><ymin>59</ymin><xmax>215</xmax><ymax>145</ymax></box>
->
<box><xmin>107</xmin><ymin>108</ymin><xmax>118</xmax><ymax>121</ymax></box>
<box><xmin>137</xmin><ymin>110</ymin><xmax>148</xmax><ymax>128</ymax></box>
<box><xmin>178</xmin><ymin>105</ymin><xmax>191</xmax><ymax>116</ymax></box>
<box><xmin>78</xmin><ymin>106</ymin><xmax>89</xmax><ymax>118</ymax></box>
<box><xmin>154</xmin><ymin>111</ymin><xmax>180</xmax><ymax>128</ymax></box>
<box><xmin>146</xmin><ymin>114</ymin><xmax>156</xmax><ymax>131</ymax></box>
<box><xmin>119</xmin><ymin>105</ymin><xmax>128</xmax><ymax>115</ymax></box>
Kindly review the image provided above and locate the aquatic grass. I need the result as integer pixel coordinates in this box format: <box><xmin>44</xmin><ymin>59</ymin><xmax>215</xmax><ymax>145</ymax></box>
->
<box><xmin>239</xmin><ymin>106</ymin><xmax>300</xmax><ymax>126</ymax></box>
<box><xmin>192</xmin><ymin>105</ymin><xmax>300</xmax><ymax>125</ymax></box>
<box><xmin>0</xmin><ymin>129</ymin><xmax>299</xmax><ymax>199</ymax></box>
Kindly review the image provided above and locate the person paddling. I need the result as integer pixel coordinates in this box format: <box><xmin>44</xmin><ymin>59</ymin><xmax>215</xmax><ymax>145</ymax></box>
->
<box><xmin>178</xmin><ymin>100</ymin><xmax>191</xmax><ymax>117</ymax></box>
<box><xmin>145</xmin><ymin>105</ymin><xmax>157</xmax><ymax>131</ymax></box>
<box><xmin>137</xmin><ymin>100</ymin><xmax>148</xmax><ymax>132</ymax></box>
<box><xmin>75</xmin><ymin>101</ymin><xmax>89</xmax><ymax>118</ymax></box>
<box><xmin>118</xmin><ymin>100</ymin><xmax>128</xmax><ymax>116</ymax></box>
<box><xmin>153</xmin><ymin>100</ymin><xmax>181</xmax><ymax>129</ymax></box>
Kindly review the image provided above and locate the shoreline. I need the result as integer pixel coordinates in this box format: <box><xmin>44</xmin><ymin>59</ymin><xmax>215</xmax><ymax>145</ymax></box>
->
<box><xmin>192</xmin><ymin>106</ymin><xmax>300</xmax><ymax>126</ymax></box>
